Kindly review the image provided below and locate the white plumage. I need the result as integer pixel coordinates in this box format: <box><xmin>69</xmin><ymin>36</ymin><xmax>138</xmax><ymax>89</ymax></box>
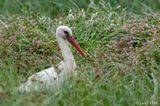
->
<box><xmin>17</xmin><ymin>26</ymin><xmax>85</xmax><ymax>92</ymax></box>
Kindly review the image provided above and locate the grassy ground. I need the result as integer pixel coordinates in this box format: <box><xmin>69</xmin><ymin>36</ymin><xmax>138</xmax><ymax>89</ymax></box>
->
<box><xmin>0</xmin><ymin>0</ymin><xmax>160</xmax><ymax>106</ymax></box>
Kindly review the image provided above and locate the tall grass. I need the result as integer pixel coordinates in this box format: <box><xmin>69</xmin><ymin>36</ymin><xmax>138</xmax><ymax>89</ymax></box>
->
<box><xmin>0</xmin><ymin>0</ymin><xmax>160</xmax><ymax>17</ymax></box>
<box><xmin>0</xmin><ymin>0</ymin><xmax>88</xmax><ymax>17</ymax></box>
<box><xmin>0</xmin><ymin>0</ymin><xmax>160</xmax><ymax>106</ymax></box>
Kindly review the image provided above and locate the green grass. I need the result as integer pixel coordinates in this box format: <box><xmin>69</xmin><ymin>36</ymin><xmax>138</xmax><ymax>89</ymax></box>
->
<box><xmin>0</xmin><ymin>0</ymin><xmax>160</xmax><ymax>17</ymax></box>
<box><xmin>0</xmin><ymin>0</ymin><xmax>160</xmax><ymax>106</ymax></box>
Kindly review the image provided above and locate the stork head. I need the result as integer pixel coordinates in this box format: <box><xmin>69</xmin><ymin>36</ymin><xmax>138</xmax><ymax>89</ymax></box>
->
<box><xmin>56</xmin><ymin>25</ymin><xmax>86</xmax><ymax>57</ymax></box>
<box><xmin>56</xmin><ymin>26</ymin><xmax>72</xmax><ymax>39</ymax></box>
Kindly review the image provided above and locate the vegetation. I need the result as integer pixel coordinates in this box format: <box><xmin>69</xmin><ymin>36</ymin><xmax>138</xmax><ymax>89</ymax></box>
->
<box><xmin>1</xmin><ymin>0</ymin><xmax>160</xmax><ymax>17</ymax></box>
<box><xmin>0</xmin><ymin>0</ymin><xmax>160</xmax><ymax>106</ymax></box>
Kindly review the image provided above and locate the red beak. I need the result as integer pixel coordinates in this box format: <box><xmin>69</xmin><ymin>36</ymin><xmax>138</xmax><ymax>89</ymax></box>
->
<box><xmin>67</xmin><ymin>35</ymin><xmax>86</xmax><ymax>57</ymax></box>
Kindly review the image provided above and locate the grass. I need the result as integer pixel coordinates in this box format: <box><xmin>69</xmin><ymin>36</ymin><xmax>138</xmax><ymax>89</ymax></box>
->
<box><xmin>0</xmin><ymin>0</ymin><xmax>160</xmax><ymax>106</ymax></box>
<box><xmin>0</xmin><ymin>0</ymin><xmax>160</xmax><ymax>17</ymax></box>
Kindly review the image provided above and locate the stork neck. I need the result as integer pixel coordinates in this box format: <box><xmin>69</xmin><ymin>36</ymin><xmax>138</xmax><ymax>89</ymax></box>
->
<box><xmin>57</xmin><ymin>37</ymin><xmax>76</xmax><ymax>71</ymax></box>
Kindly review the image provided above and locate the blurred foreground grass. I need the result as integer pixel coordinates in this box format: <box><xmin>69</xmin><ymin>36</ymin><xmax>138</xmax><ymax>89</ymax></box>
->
<box><xmin>0</xmin><ymin>0</ymin><xmax>160</xmax><ymax>106</ymax></box>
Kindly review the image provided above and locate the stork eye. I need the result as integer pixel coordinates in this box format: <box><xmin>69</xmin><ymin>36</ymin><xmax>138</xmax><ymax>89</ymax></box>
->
<box><xmin>64</xmin><ymin>31</ymin><xmax>69</xmax><ymax>37</ymax></box>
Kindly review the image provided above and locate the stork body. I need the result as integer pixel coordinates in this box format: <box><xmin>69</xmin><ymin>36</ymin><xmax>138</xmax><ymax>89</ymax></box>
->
<box><xmin>17</xmin><ymin>26</ymin><xmax>85</xmax><ymax>92</ymax></box>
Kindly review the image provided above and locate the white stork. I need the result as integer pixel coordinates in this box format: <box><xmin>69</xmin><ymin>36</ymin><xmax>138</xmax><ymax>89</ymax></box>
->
<box><xmin>17</xmin><ymin>25</ymin><xmax>85</xmax><ymax>92</ymax></box>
